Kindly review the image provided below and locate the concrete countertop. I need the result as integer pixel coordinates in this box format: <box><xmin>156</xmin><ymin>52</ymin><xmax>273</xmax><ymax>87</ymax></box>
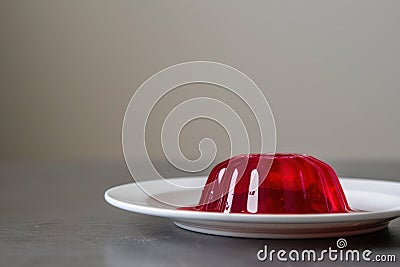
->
<box><xmin>0</xmin><ymin>161</ymin><xmax>399</xmax><ymax>267</ymax></box>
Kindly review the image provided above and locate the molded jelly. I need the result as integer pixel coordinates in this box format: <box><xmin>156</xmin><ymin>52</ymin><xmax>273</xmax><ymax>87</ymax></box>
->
<box><xmin>193</xmin><ymin>153</ymin><xmax>351</xmax><ymax>214</ymax></box>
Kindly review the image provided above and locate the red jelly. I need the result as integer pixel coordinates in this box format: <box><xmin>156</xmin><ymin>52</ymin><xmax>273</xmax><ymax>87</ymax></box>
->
<box><xmin>192</xmin><ymin>153</ymin><xmax>351</xmax><ymax>214</ymax></box>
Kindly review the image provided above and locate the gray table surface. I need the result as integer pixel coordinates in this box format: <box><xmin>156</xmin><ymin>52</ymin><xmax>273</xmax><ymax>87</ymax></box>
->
<box><xmin>1</xmin><ymin>160</ymin><xmax>399</xmax><ymax>267</ymax></box>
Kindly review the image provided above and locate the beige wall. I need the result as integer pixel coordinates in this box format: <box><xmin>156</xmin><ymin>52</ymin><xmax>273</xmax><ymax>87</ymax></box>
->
<box><xmin>1</xmin><ymin>0</ymin><xmax>400</xmax><ymax>163</ymax></box>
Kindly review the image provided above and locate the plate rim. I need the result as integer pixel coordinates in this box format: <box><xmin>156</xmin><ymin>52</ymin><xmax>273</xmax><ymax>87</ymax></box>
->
<box><xmin>104</xmin><ymin>177</ymin><xmax>400</xmax><ymax>223</ymax></box>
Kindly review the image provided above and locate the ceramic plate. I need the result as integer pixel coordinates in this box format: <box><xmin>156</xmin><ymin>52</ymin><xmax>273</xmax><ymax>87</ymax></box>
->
<box><xmin>104</xmin><ymin>177</ymin><xmax>400</xmax><ymax>239</ymax></box>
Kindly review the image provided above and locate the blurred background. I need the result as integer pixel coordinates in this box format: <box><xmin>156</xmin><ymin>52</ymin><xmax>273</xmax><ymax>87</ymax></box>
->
<box><xmin>1</xmin><ymin>0</ymin><xmax>399</xmax><ymax>179</ymax></box>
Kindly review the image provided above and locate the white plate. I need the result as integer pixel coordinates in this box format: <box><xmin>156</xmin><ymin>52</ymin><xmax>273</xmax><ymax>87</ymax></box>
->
<box><xmin>104</xmin><ymin>177</ymin><xmax>400</xmax><ymax>239</ymax></box>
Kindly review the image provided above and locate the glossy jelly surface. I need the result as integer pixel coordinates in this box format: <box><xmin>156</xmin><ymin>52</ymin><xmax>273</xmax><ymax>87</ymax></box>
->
<box><xmin>190</xmin><ymin>153</ymin><xmax>351</xmax><ymax>214</ymax></box>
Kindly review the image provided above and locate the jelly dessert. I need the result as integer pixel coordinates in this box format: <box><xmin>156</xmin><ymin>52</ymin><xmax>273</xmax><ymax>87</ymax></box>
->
<box><xmin>191</xmin><ymin>153</ymin><xmax>351</xmax><ymax>214</ymax></box>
